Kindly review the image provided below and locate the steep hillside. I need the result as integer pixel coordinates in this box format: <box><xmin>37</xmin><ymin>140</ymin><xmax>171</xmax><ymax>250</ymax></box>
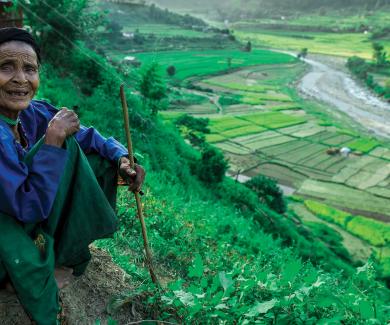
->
<box><xmin>9</xmin><ymin>0</ymin><xmax>390</xmax><ymax>323</ymax></box>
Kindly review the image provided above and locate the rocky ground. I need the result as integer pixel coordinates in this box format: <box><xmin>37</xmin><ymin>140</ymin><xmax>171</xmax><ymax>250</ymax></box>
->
<box><xmin>299</xmin><ymin>54</ymin><xmax>390</xmax><ymax>139</ymax></box>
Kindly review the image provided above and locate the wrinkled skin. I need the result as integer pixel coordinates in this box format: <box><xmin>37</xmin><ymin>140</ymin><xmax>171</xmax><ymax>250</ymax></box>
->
<box><xmin>119</xmin><ymin>156</ymin><xmax>146</xmax><ymax>193</ymax></box>
<box><xmin>0</xmin><ymin>40</ymin><xmax>145</xmax><ymax>192</ymax></box>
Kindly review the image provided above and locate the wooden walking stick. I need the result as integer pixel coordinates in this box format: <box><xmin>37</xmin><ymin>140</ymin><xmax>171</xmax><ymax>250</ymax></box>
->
<box><xmin>120</xmin><ymin>84</ymin><xmax>159</xmax><ymax>285</ymax></box>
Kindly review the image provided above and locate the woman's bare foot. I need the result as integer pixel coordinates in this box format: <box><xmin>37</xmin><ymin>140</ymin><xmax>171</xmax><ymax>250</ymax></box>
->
<box><xmin>54</xmin><ymin>267</ymin><xmax>74</xmax><ymax>289</ymax></box>
<box><xmin>5</xmin><ymin>281</ymin><xmax>15</xmax><ymax>293</ymax></box>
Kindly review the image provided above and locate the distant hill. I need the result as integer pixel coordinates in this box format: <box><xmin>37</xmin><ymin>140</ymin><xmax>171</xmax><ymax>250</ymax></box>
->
<box><xmin>150</xmin><ymin>0</ymin><xmax>390</xmax><ymax>21</ymax></box>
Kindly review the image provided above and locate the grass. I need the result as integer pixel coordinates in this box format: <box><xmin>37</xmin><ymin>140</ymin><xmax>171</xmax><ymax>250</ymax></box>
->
<box><xmin>206</xmin><ymin>112</ymin><xmax>306</xmax><ymax>145</ymax></box>
<box><xmin>234</xmin><ymin>29</ymin><xmax>390</xmax><ymax>59</ymax></box>
<box><xmin>208</xmin><ymin>116</ymin><xmax>253</xmax><ymax>132</ymax></box>
<box><xmin>203</xmin><ymin>79</ymin><xmax>273</xmax><ymax>92</ymax></box>
<box><xmin>304</xmin><ymin>200</ymin><xmax>351</xmax><ymax>226</ymax></box>
<box><xmin>133</xmin><ymin>49</ymin><xmax>297</xmax><ymax>79</ymax></box>
<box><xmin>298</xmin><ymin>180</ymin><xmax>390</xmax><ymax>218</ymax></box>
<box><xmin>242</xmin><ymin>134</ymin><xmax>294</xmax><ymax>150</ymax></box>
<box><xmin>232</xmin><ymin>10</ymin><xmax>390</xmax><ymax>33</ymax></box>
<box><xmin>215</xmin><ymin>141</ymin><xmax>251</xmax><ymax>154</ymax></box>
<box><xmin>344</xmin><ymin>137</ymin><xmax>380</xmax><ymax>153</ymax></box>
<box><xmin>304</xmin><ymin>200</ymin><xmax>390</xmax><ymax>248</ymax></box>
<box><xmin>240</xmin><ymin>91</ymin><xmax>293</xmax><ymax>104</ymax></box>
<box><xmin>219</xmin><ymin>124</ymin><xmax>266</xmax><ymax>139</ymax></box>
<box><xmin>205</xmin><ymin>133</ymin><xmax>226</xmax><ymax>143</ymax></box>
<box><xmin>374</xmin><ymin>246</ymin><xmax>390</xmax><ymax>278</ymax></box>
<box><xmin>123</xmin><ymin>23</ymin><xmax>211</xmax><ymax>38</ymax></box>
<box><xmin>347</xmin><ymin>216</ymin><xmax>390</xmax><ymax>247</ymax></box>
<box><xmin>370</xmin><ymin>147</ymin><xmax>390</xmax><ymax>160</ymax></box>
<box><xmin>238</xmin><ymin>111</ymin><xmax>306</xmax><ymax>129</ymax></box>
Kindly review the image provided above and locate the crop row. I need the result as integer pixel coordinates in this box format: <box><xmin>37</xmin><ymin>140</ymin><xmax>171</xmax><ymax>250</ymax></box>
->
<box><xmin>304</xmin><ymin>200</ymin><xmax>390</xmax><ymax>247</ymax></box>
<box><xmin>298</xmin><ymin>180</ymin><xmax>390</xmax><ymax>218</ymax></box>
<box><xmin>134</xmin><ymin>49</ymin><xmax>296</xmax><ymax>80</ymax></box>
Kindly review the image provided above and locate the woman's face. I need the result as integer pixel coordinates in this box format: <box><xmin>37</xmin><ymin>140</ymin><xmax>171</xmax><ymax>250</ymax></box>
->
<box><xmin>0</xmin><ymin>41</ymin><xmax>39</xmax><ymax>117</ymax></box>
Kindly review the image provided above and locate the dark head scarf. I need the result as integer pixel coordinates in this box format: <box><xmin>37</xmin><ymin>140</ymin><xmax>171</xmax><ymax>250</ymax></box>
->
<box><xmin>0</xmin><ymin>27</ymin><xmax>41</xmax><ymax>63</ymax></box>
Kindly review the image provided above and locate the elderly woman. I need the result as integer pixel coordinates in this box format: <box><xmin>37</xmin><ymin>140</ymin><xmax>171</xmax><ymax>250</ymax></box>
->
<box><xmin>0</xmin><ymin>28</ymin><xmax>145</xmax><ymax>324</ymax></box>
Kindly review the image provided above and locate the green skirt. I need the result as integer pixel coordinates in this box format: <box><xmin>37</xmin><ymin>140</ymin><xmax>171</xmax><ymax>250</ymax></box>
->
<box><xmin>0</xmin><ymin>137</ymin><xmax>118</xmax><ymax>325</ymax></box>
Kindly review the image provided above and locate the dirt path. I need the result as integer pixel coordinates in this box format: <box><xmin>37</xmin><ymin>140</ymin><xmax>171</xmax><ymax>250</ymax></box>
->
<box><xmin>180</xmin><ymin>88</ymin><xmax>223</xmax><ymax>114</ymax></box>
<box><xmin>298</xmin><ymin>54</ymin><xmax>390</xmax><ymax>139</ymax></box>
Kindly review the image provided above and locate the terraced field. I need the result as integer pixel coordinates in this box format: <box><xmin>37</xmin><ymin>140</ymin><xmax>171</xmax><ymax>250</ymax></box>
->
<box><xmin>133</xmin><ymin>49</ymin><xmax>297</xmax><ymax>79</ymax></box>
<box><xmin>122</xmin><ymin>24</ymin><xmax>212</xmax><ymax>38</ymax></box>
<box><xmin>159</xmin><ymin>47</ymin><xmax>389</xmax><ymax>278</ymax></box>
<box><xmin>232</xmin><ymin>28</ymin><xmax>390</xmax><ymax>59</ymax></box>
<box><xmin>161</xmin><ymin>56</ymin><xmax>390</xmax><ymax>223</ymax></box>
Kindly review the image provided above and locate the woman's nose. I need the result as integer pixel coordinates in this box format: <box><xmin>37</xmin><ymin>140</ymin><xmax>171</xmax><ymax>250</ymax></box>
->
<box><xmin>12</xmin><ymin>68</ymin><xmax>27</xmax><ymax>83</ymax></box>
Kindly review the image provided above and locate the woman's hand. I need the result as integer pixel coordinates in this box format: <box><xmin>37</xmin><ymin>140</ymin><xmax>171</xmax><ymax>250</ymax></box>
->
<box><xmin>118</xmin><ymin>157</ymin><xmax>146</xmax><ymax>193</ymax></box>
<box><xmin>45</xmin><ymin>108</ymin><xmax>80</xmax><ymax>147</ymax></box>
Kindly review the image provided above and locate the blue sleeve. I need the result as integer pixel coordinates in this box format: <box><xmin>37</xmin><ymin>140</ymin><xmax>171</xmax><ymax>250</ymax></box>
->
<box><xmin>0</xmin><ymin>136</ymin><xmax>68</xmax><ymax>224</ymax></box>
<box><xmin>74</xmin><ymin>126</ymin><xmax>128</xmax><ymax>164</ymax></box>
<box><xmin>32</xmin><ymin>100</ymin><xmax>128</xmax><ymax>163</ymax></box>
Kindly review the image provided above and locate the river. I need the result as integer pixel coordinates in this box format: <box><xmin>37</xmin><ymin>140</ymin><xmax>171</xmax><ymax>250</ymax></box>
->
<box><xmin>298</xmin><ymin>55</ymin><xmax>390</xmax><ymax>139</ymax></box>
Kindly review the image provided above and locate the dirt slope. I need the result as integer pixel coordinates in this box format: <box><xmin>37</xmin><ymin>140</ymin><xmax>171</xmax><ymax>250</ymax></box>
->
<box><xmin>0</xmin><ymin>247</ymin><xmax>144</xmax><ymax>324</ymax></box>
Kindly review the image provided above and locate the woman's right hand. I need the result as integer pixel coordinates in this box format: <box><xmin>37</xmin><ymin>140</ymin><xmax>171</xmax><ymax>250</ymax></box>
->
<box><xmin>44</xmin><ymin>108</ymin><xmax>80</xmax><ymax>147</ymax></box>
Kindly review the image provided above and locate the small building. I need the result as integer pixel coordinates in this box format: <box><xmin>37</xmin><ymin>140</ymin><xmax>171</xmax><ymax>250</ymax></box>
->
<box><xmin>0</xmin><ymin>1</ymin><xmax>23</xmax><ymax>28</ymax></box>
<box><xmin>340</xmin><ymin>147</ymin><xmax>352</xmax><ymax>157</ymax></box>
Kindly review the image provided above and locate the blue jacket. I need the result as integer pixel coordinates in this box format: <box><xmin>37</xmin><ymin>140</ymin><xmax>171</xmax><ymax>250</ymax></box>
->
<box><xmin>0</xmin><ymin>100</ymin><xmax>127</xmax><ymax>223</ymax></box>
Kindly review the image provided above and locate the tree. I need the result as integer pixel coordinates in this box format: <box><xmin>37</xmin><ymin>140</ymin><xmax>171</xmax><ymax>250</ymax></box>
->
<box><xmin>166</xmin><ymin>65</ymin><xmax>176</xmax><ymax>77</ymax></box>
<box><xmin>346</xmin><ymin>56</ymin><xmax>370</xmax><ymax>79</ymax></box>
<box><xmin>175</xmin><ymin>114</ymin><xmax>210</xmax><ymax>134</ymax></box>
<box><xmin>245</xmin><ymin>175</ymin><xmax>286</xmax><ymax>213</ymax></box>
<box><xmin>19</xmin><ymin>0</ymin><xmax>105</xmax><ymax>64</ymax></box>
<box><xmin>139</xmin><ymin>62</ymin><xmax>167</xmax><ymax>115</ymax></box>
<box><xmin>245</xmin><ymin>41</ymin><xmax>252</xmax><ymax>52</ymax></box>
<box><xmin>227</xmin><ymin>57</ymin><xmax>232</xmax><ymax>69</ymax></box>
<box><xmin>372</xmin><ymin>42</ymin><xmax>387</xmax><ymax>66</ymax></box>
<box><xmin>175</xmin><ymin>114</ymin><xmax>210</xmax><ymax>148</ymax></box>
<box><xmin>197</xmin><ymin>145</ymin><xmax>228</xmax><ymax>184</ymax></box>
<box><xmin>297</xmin><ymin>48</ymin><xmax>308</xmax><ymax>59</ymax></box>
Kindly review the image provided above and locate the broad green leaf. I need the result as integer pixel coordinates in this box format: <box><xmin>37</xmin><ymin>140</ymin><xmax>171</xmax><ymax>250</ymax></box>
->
<box><xmin>215</xmin><ymin>303</ymin><xmax>228</xmax><ymax>310</ymax></box>
<box><xmin>219</xmin><ymin>271</ymin><xmax>234</xmax><ymax>292</ymax></box>
<box><xmin>200</xmin><ymin>277</ymin><xmax>208</xmax><ymax>288</ymax></box>
<box><xmin>317</xmin><ymin>295</ymin><xmax>336</xmax><ymax>308</ymax></box>
<box><xmin>282</xmin><ymin>259</ymin><xmax>301</xmax><ymax>283</ymax></box>
<box><xmin>303</xmin><ymin>269</ymin><xmax>318</xmax><ymax>284</ymax></box>
<box><xmin>188</xmin><ymin>254</ymin><xmax>204</xmax><ymax>278</ymax></box>
<box><xmin>359</xmin><ymin>300</ymin><xmax>374</xmax><ymax>319</ymax></box>
<box><xmin>317</xmin><ymin>315</ymin><xmax>343</xmax><ymax>325</ymax></box>
<box><xmin>245</xmin><ymin>299</ymin><xmax>278</xmax><ymax>317</ymax></box>
<box><xmin>173</xmin><ymin>290</ymin><xmax>195</xmax><ymax>307</ymax></box>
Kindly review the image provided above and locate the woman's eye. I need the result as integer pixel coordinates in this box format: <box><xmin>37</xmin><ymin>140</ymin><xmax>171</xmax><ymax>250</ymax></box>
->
<box><xmin>0</xmin><ymin>64</ymin><xmax>13</xmax><ymax>71</ymax></box>
<box><xmin>24</xmin><ymin>66</ymin><xmax>37</xmax><ymax>73</ymax></box>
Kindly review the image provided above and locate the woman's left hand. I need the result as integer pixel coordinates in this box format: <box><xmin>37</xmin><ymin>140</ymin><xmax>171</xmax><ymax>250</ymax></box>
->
<box><xmin>118</xmin><ymin>157</ymin><xmax>146</xmax><ymax>193</ymax></box>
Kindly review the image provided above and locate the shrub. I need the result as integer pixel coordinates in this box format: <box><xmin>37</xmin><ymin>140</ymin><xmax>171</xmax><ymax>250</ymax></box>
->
<box><xmin>245</xmin><ymin>175</ymin><xmax>286</xmax><ymax>214</ymax></box>
<box><xmin>346</xmin><ymin>56</ymin><xmax>370</xmax><ymax>79</ymax></box>
<box><xmin>197</xmin><ymin>145</ymin><xmax>228</xmax><ymax>184</ymax></box>
<box><xmin>166</xmin><ymin>65</ymin><xmax>176</xmax><ymax>76</ymax></box>
<box><xmin>175</xmin><ymin>114</ymin><xmax>210</xmax><ymax>133</ymax></box>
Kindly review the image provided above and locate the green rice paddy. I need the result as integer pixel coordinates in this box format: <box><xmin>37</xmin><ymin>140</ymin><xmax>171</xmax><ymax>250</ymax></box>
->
<box><xmin>123</xmin><ymin>24</ymin><xmax>211</xmax><ymax>38</ymax></box>
<box><xmin>133</xmin><ymin>49</ymin><xmax>297</xmax><ymax>79</ymax></box>
<box><xmin>233</xmin><ymin>29</ymin><xmax>390</xmax><ymax>59</ymax></box>
<box><xmin>157</xmin><ymin>44</ymin><xmax>389</xmax><ymax>276</ymax></box>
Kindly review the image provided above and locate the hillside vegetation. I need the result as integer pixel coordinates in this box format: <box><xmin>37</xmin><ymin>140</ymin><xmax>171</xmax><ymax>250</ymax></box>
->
<box><xmin>14</xmin><ymin>0</ymin><xmax>390</xmax><ymax>323</ymax></box>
